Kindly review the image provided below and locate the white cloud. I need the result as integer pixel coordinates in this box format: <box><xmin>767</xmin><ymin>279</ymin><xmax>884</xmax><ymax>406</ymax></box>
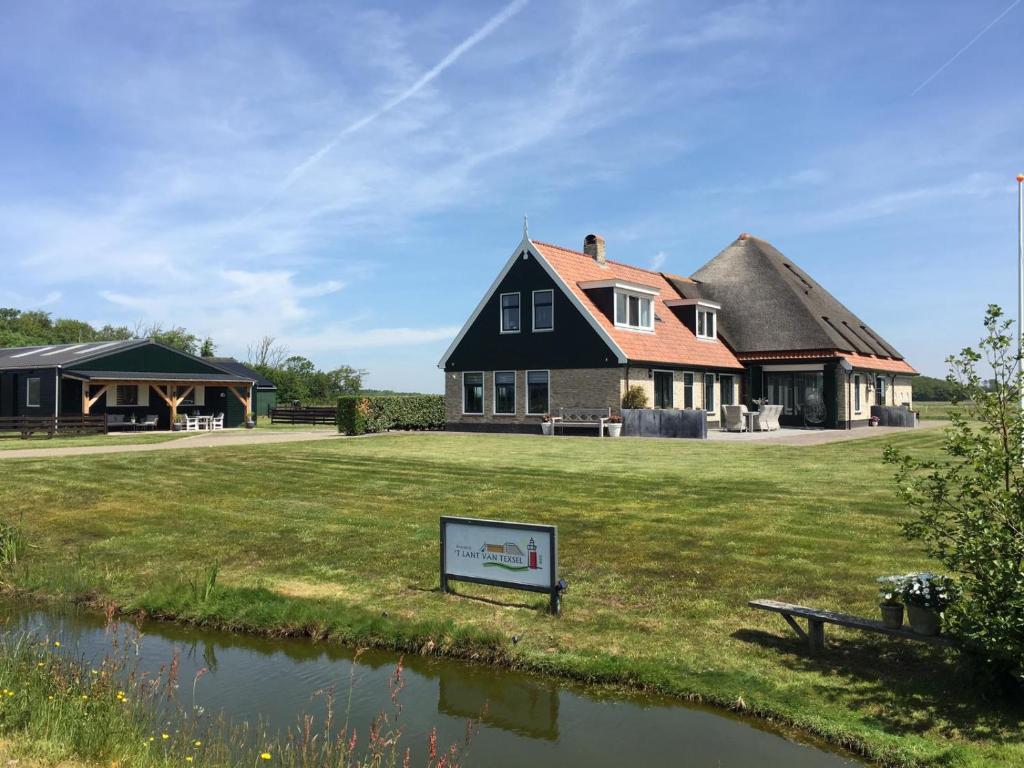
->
<box><xmin>650</xmin><ymin>251</ymin><xmax>667</xmax><ymax>270</ymax></box>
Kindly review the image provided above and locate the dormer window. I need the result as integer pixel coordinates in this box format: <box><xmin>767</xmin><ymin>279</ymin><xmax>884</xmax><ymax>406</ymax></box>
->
<box><xmin>664</xmin><ymin>298</ymin><xmax>721</xmax><ymax>341</ymax></box>
<box><xmin>696</xmin><ymin>308</ymin><xmax>716</xmax><ymax>340</ymax></box>
<box><xmin>578</xmin><ymin>278</ymin><xmax>659</xmax><ymax>333</ymax></box>
<box><xmin>615</xmin><ymin>291</ymin><xmax>653</xmax><ymax>331</ymax></box>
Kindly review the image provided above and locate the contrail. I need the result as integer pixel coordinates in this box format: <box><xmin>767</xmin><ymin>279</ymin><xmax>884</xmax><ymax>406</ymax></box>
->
<box><xmin>912</xmin><ymin>0</ymin><xmax>1020</xmax><ymax>96</ymax></box>
<box><xmin>281</xmin><ymin>0</ymin><xmax>529</xmax><ymax>190</ymax></box>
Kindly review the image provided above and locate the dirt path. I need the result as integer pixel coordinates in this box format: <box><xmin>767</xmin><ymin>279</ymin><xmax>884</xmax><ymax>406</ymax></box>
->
<box><xmin>0</xmin><ymin>429</ymin><xmax>345</xmax><ymax>459</ymax></box>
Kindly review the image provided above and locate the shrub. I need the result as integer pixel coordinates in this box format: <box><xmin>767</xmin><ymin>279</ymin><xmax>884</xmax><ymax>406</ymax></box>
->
<box><xmin>622</xmin><ymin>385</ymin><xmax>648</xmax><ymax>409</ymax></box>
<box><xmin>885</xmin><ymin>305</ymin><xmax>1024</xmax><ymax>687</ymax></box>
<box><xmin>338</xmin><ymin>395</ymin><xmax>444</xmax><ymax>435</ymax></box>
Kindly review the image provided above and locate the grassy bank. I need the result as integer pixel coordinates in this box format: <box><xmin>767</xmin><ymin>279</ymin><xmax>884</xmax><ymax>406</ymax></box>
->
<box><xmin>0</xmin><ymin>432</ymin><xmax>1021</xmax><ymax>766</ymax></box>
<box><xmin>0</xmin><ymin>627</ymin><xmax>467</xmax><ymax>768</ymax></box>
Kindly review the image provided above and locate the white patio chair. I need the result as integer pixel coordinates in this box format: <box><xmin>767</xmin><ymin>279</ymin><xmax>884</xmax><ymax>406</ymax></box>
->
<box><xmin>209</xmin><ymin>413</ymin><xmax>224</xmax><ymax>430</ymax></box>
<box><xmin>185</xmin><ymin>415</ymin><xmax>200</xmax><ymax>432</ymax></box>
<box><xmin>753</xmin><ymin>404</ymin><xmax>782</xmax><ymax>432</ymax></box>
<box><xmin>723</xmin><ymin>404</ymin><xmax>747</xmax><ymax>432</ymax></box>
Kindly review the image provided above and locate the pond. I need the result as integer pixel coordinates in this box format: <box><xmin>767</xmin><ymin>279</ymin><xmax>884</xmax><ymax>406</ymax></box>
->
<box><xmin>2</xmin><ymin>605</ymin><xmax>860</xmax><ymax>767</ymax></box>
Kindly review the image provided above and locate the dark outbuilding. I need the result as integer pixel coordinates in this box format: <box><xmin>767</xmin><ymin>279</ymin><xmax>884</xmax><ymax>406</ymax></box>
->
<box><xmin>0</xmin><ymin>339</ymin><xmax>258</xmax><ymax>429</ymax></box>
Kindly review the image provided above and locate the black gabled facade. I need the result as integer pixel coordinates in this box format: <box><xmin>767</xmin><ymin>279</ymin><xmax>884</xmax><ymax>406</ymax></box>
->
<box><xmin>443</xmin><ymin>249</ymin><xmax>618</xmax><ymax>372</ymax></box>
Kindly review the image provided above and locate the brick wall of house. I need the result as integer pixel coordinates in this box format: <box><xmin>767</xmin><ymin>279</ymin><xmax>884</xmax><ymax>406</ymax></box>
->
<box><xmin>444</xmin><ymin>368</ymin><xmax>622</xmax><ymax>431</ymax></box>
<box><xmin>444</xmin><ymin>366</ymin><xmax>743</xmax><ymax>432</ymax></box>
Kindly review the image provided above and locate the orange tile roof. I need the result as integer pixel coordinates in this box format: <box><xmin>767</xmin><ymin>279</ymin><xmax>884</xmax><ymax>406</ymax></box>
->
<box><xmin>843</xmin><ymin>353</ymin><xmax>918</xmax><ymax>375</ymax></box>
<box><xmin>736</xmin><ymin>348</ymin><xmax>917</xmax><ymax>374</ymax></box>
<box><xmin>736</xmin><ymin>349</ymin><xmax>839</xmax><ymax>362</ymax></box>
<box><xmin>532</xmin><ymin>241</ymin><xmax>743</xmax><ymax>370</ymax></box>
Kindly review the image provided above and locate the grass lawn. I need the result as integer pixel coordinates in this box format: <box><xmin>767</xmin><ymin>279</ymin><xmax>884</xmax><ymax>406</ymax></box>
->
<box><xmin>0</xmin><ymin>432</ymin><xmax>191</xmax><ymax>451</ymax></box>
<box><xmin>912</xmin><ymin>401</ymin><xmax>961</xmax><ymax>421</ymax></box>
<box><xmin>0</xmin><ymin>431</ymin><xmax>1020</xmax><ymax>767</ymax></box>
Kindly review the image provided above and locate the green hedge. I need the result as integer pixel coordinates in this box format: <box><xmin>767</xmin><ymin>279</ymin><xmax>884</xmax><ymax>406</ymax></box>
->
<box><xmin>337</xmin><ymin>395</ymin><xmax>445</xmax><ymax>435</ymax></box>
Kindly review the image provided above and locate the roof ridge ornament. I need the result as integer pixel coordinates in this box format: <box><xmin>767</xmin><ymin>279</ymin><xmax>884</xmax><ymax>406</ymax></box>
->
<box><xmin>523</xmin><ymin>214</ymin><xmax>529</xmax><ymax>240</ymax></box>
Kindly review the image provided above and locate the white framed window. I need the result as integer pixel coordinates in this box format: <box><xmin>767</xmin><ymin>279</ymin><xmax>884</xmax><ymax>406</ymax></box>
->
<box><xmin>696</xmin><ymin>308</ymin><xmax>716</xmax><ymax>340</ymax></box>
<box><xmin>25</xmin><ymin>377</ymin><xmax>40</xmax><ymax>408</ymax></box>
<box><xmin>854</xmin><ymin>374</ymin><xmax>862</xmax><ymax>412</ymax></box>
<box><xmin>703</xmin><ymin>373</ymin><xmax>716</xmax><ymax>413</ymax></box>
<box><xmin>682</xmin><ymin>372</ymin><xmax>695</xmax><ymax>409</ymax></box>
<box><xmin>493</xmin><ymin>371</ymin><xmax>516</xmax><ymax>415</ymax></box>
<box><xmin>532</xmin><ymin>289</ymin><xmax>554</xmax><ymax>332</ymax></box>
<box><xmin>526</xmin><ymin>370</ymin><xmax>550</xmax><ymax>415</ymax></box>
<box><xmin>499</xmin><ymin>293</ymin><xmax>521</xmax><ymax>333</ymax></box>
<box><xmin>614</xmin><ymin>290</ymin><xmax>654</xmax><ymax>332</ymax></box>
<box><xmin>462</xmin><ymin>372</ymin><xmax>484</xmax><ymax>415</ymax></box>
<box><xmin>875</xmin><ymin>376</ymin><xmax>887</xmax><ymax>405</ymax></box>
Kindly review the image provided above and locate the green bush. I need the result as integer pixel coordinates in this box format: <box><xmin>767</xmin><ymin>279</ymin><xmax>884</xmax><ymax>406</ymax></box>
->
<box><xmin>338</xmin><ymin>395</ymin><xmax>444</xmax><ymax>435</ymax></box>
<box><xmin>622</xmin><ymin>384</ymin><xmax>648</xmax><ymax>409</ymax></box>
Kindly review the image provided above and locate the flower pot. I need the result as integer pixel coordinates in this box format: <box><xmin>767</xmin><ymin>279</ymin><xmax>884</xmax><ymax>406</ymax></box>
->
<box><xmin>607</xmin><ymin>423</ymin><xmax>622</xmax><ymax>438</ymax></box>
<box><xmin>245</xmin><ymin>420</ymin><xmax>256</xmax><ymax>429</ymax></box>
<box><xmin>906</xmin><ymin>605</ymin><xmax>941</xmax><ymax>636</ymax></box>
<box><xmin>879</xmin><ymin>603</ymin><xmax>904</xmax><ymax>629</ymax></box>
<box><xmin>541</xmin><ymin>422</ymin><xmax>554</xmax><ymax>436</ymax></box>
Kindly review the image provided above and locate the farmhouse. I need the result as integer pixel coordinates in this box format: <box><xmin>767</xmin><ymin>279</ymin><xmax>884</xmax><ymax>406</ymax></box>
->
<box><xmin>439</xmin><ymin>230</ymin><xmax>915</xmax><ymax>432</ymax></box>
<box><xmin>0</xmin><ymin>339</ymin><xmax>259</xmax><ymax>429</ymax></box>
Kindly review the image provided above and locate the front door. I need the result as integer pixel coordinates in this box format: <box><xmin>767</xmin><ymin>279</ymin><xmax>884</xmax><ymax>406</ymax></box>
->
<box><xmin>653</xmin><ymin>371</ymin><xmax>673</xmax><ymax>409</ymax></box>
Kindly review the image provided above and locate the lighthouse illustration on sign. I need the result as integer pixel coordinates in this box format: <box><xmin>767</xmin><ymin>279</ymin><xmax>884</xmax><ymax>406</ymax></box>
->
<box><xmin>527</xmin><ymin>537</ymin><xmax>538</xmax><ymax>569</ymax></box>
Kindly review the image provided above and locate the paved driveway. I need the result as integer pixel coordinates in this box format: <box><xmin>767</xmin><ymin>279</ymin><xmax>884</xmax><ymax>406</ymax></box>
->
<box><xmin>707</xmin><ymin>420</ymin><xmax>945</xmax><ymax>445</ymax></box>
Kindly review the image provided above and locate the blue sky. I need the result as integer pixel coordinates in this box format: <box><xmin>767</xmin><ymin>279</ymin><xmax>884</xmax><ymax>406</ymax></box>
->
<box><xmin>1</xmin><ymin>1</ymin><xmax>1020</xmax><ymax>392</ymax></box>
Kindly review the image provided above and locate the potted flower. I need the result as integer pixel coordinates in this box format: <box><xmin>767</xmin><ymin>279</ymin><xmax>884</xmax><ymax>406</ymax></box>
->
<box><xmin>869</xmin><ymin>415</ymin><xmax>880</xmax><ymax>427</ymax></box>
<box><xmin>606</xmin><ymin>414</ymin><xmax>623</xmax><ymax>438</ymax></box>
<box><xmin>541</xmin><ymin>414</ymin><xmax>555</xmax><ymax>436</ymax></box>
<box><xmin>900</xmin><ymin>573</ymin><xmax>957</xmax><ymax>636</ymax></box>
<box><xmin>875</xmin><ymin>575</ymin><xmax>906</xmax><ymax>629</ymax></box>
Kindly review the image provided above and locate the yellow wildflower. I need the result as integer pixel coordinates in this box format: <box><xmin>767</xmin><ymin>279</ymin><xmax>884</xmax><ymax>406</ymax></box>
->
<box><xmin>53</xmin><ymin>641</ymin><xmax>60</xmax><ymax>648</ymax></box>
<box><xmin>186</xmin><ymin>758</ymin><xmax>193</xmax><ymax>763</ymax></box>
<box><xmin>162</xmin><ymin>734</ymin><xmax>170</xmax><ymax>741</ymax></box>
<box><xmin>194</xmin><ymin>741</ymin><xmax>202</xmax><ymax>747</ymax></box>
<box><xmin>260</xmin><ymin>753</ymin><xmax>272</xmax><ymax>760</ymax></box>
<box><xmin>81</xmin><ymin>694</ymin><xmax>88</xmax><ymax>700</ymax></box>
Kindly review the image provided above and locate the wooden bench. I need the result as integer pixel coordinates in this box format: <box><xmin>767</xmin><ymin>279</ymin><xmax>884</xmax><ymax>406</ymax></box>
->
<box><xmin>749</xmin><ymin>599</ymin><xmax>955</xmax><ymax>653</ymax></box>
<box><xmin>552</xmin><ymin>407</ymin><xmax>612</xmax><ymax>437</ymax></box>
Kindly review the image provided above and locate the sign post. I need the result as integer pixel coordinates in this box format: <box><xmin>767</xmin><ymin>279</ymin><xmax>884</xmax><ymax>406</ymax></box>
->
<box><xmin>440</xmin><ymin>516</ymin><xmax>563</xmax><ymax>615</ymax></box>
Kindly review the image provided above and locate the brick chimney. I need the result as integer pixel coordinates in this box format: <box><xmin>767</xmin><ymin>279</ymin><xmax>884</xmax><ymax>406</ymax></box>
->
<box><xmin>584</xmin><ymin>234</ymin><xmax>606</xmax><ymax>265</ymax></box>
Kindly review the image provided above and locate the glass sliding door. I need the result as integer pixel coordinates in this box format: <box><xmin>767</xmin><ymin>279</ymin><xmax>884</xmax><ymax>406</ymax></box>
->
<box><xmin>653</xmin><ymin>371</ymin><xmax>673</xmax><ymax>409</ymax></box>
<box><xmin>764</xmin><ymin>372</ymin><xmax>825</xmax><ymax>425</ymax></box>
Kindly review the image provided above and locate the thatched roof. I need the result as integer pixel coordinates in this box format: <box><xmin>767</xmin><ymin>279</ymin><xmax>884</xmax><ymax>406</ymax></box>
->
<box><xmin>667</xmin><ymin>235</ymin><xmax>904</xmax><ymax>359</ymax></box>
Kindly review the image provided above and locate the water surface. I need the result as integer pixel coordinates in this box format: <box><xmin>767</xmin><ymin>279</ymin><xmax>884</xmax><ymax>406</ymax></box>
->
<box><xmin>3</xmin><ymin>605</ymin><xmax>860</xmax><ymax>767</ymax></box>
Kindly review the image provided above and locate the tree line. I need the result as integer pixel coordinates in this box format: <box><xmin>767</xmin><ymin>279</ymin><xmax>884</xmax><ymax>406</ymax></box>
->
<box><xmin>0</xmin><ymin>309</ymin><xmax>366</xmax><ymax>405</ymax></box>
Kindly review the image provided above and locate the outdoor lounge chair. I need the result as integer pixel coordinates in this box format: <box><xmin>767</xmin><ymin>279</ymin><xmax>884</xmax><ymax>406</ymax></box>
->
<box><xmin>106</xmin><ymin>414</ymin><xmax>129</xmax><ymax>431</ymax></box>
<box><xmin>752</xmin><ymin>404</ymin><xmax>782</xmax><ymax>432</ymax></box>
<box><xmin>139</xmin><ymin>414</ymin><xmax>159</xmax><ymax>430</ymax></box>
<box><xmin>722</xmin><ymin>404</ymin><xmax>748</xmax><ymax>432</ymax></box>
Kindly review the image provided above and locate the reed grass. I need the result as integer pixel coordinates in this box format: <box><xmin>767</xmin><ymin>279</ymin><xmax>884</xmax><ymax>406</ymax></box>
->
<box><xmin>0</xmin><ymin>622</ymin><xmax>476</xmax><ymax>768</ymax></box>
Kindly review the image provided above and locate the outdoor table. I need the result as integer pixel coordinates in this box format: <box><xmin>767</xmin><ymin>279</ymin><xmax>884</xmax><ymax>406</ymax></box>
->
<box><xmin>745</xmin><ymin>411</ymin><xmax>758</xmax><ymax>432</ymax></box>
<box><xmin>196</xmin><ymin>415</ymin><xmax>212</xmax><ymax>430</ymax></box>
